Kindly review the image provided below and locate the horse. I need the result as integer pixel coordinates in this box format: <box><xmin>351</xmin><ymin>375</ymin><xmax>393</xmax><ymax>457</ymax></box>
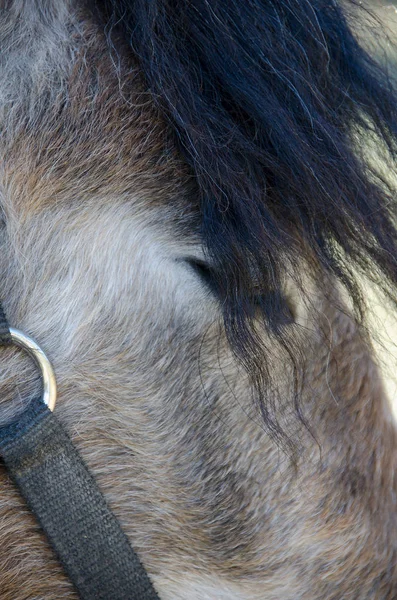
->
<box><xmin>1</xmin><ymin>0</ymin><xmax>397</xmax><ymax>598</ymax></box>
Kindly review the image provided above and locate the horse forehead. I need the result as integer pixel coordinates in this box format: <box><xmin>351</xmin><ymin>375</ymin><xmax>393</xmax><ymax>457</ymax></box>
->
<box><xmin>0</xmin><ymin>3</ymin><xmax>198</xmax><ymax>230</ymax></box>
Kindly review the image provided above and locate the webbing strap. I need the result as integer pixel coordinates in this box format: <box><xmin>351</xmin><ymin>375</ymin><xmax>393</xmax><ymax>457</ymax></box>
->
<box><xmin>0</xmin><ymin>398</ymin><xmax>160</xmax><ymax>600</ymax></box>
<box><xmin>0</xmin><ymin>302</ymin><xmax>11</xmax><ymax>344</ymax></box>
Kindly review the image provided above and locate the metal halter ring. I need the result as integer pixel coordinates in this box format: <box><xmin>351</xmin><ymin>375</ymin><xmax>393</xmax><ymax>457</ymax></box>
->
<box><xmin>9</xmin><ymin>328</ymin><xmax>57</xmax><ymax>412</ymax></box>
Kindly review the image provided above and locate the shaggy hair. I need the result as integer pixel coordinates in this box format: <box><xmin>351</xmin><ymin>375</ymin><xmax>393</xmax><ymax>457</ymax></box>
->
<box><xmin>2</xmin><ymin>1</ymin><xmax>397</xmax><ymax>599</ymax></box>
<box><xmin>92</xmin><ymin>0</ymin><xmax>397</xmax><ymax>449</ymax></box>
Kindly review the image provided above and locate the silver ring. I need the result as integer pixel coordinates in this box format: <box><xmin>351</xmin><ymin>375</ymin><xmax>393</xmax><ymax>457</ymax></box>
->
<box><xmin>9</xmin><ymin>328</ymin><xmax>57</xmax><ymax>412</ymax></box>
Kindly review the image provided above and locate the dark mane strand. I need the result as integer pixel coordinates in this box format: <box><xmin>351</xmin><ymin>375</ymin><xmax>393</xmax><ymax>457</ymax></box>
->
<box><xmin>92</xmin><ymin>0</ymin><xmax>397</xmax><ymax>453</ymax></box>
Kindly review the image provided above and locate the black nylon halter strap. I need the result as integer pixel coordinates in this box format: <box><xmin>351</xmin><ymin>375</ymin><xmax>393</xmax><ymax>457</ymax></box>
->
<box><xmin>0</xmin><ymin>303</ymin><xmax>11</xmax><ymax>344</ymax></box>
<box><xmin>0</xmin><ymin>312</ymin><xmax>160</xmax><ymax>599</ymax></box>
<box><xmin>0</xmin><ymin>397</ymin><xmax>160</xmax><ymax>600</ymax></box>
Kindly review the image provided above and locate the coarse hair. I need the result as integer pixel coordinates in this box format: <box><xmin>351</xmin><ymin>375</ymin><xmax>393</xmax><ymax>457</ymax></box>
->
<box><xmin>92</xmin><ymin>0</ymin><xmax>397</xmax><ymax>454</ymax></box>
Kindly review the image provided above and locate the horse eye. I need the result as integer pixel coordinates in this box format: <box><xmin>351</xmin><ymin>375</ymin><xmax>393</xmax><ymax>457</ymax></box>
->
<box><xmin>187</xmin><ymin>259</ymin><xmax>217</xmax><ymax>292</ymax></box>
<box><xmin>187</xmin><ymin>260</ymin><xmax>294</xmax><ymax>323</ymax></box>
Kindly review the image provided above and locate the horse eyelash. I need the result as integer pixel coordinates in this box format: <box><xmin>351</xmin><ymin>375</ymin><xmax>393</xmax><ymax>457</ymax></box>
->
<box><xmin>187</xmin><ymin>259</ymin><xmax>217</xmax><ymax>292</ymax></box>
<box><xmin>187</xmin><ymin>259</ymin><xmax>295</xmax><ymax>324</ymax></box>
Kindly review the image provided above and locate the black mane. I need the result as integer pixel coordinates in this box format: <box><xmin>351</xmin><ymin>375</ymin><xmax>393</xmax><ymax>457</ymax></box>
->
<box><xmin>93</xmin><ymin>0</ymin><xmax>397</xmax><ymax>451</ymax></box>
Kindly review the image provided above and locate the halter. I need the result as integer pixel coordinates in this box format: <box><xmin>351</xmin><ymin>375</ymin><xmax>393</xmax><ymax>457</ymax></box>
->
<box><xmin>0</xmin><ymin>307</ymin><xmax>160</xmax><ymax>600</ymax></box>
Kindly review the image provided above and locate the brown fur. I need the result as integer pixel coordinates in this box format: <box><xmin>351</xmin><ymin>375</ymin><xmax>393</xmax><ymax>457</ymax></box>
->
<box><xmin>0</xmin><ymin>2</ymin><xmax>396</xmax><ymax>599</ymax></box>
